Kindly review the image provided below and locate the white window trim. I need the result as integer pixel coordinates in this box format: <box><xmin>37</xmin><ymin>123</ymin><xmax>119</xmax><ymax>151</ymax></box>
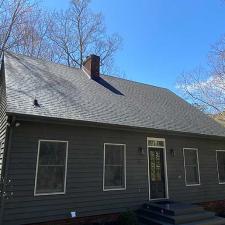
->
<box><xmin>216</xmin><ymin>150</ymin><xmax>225</xmax><ymax>185</ymax></box>
<box><xmin>147</xmin><ymin>137</ymin><xmax>169</xmax><ymax>201</ymax></box>
<box><xmin>34</xmin><ymin>139</ymin><xmax>69</xmax><ymax>196</ymax></box>
<box><xmin>103</xmin><ymin>143</ymin><xmax>126</xmax><ymax>191</ymax></box>
<box><xmin>183</xmin><ymin>148</ymin><xmax>201</xmax><ymax>186</ymax></box>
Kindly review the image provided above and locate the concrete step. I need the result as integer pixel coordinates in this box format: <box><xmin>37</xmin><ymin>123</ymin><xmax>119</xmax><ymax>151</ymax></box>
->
<box><xmin>139</xmin><ymin>208</ymin><xmax>215</xmax><ymax>224</ymax></box>
<box><xmin>138</xmin><ymin>214</ymin><xmax>171</xmax><ymax>225</ymax></box>
<box><xmin>143</xmin><ymin>202</ymin><xmax>204</xmax><ymax>216</ymax></box>
<box><xmin>138</xmin><ymin>214</ymin><xmax>225</xmax><ymax>225</ymax></box>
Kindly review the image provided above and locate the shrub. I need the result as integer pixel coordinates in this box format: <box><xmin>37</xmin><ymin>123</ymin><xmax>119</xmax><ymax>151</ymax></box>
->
<box><xmin>118</xmin><ymin>210</ymin><xmax>138</xmax><ymax>225</ymax></box>
<box><xmin>201</xmin><ymin>200</ymin><xmax>225</xmax><ymax>215</ymax></box>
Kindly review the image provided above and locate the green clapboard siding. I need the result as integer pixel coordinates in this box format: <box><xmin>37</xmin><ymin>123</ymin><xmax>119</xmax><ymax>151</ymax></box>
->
<box><xmin>2</xmin><ymin>121</ymin><xmax>225</xmax><ymax>225</ymax></box>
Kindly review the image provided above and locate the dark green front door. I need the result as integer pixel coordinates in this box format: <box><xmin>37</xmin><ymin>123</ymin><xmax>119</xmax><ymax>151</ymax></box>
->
<box><xmin>149</xmin><ymin>148</ymin><xmax>166</xmax><ymax>199</ymax></box>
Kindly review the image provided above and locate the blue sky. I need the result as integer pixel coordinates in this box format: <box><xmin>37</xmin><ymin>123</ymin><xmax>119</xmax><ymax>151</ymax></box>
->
<box><xmin>42</xmin><ymin>0</ymin><xmax>225</xmax><ymax>94</ymax></box>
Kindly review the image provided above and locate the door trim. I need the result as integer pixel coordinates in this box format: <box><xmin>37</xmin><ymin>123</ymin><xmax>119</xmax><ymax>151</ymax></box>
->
<box><xmin>147</xmin><ymin>137</ymin><xmax>169</xmax><ymax>201</ymax></box>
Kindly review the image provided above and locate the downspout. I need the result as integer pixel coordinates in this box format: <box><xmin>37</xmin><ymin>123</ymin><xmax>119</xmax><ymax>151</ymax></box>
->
<box><xmin>0</xmin><ymin>116</ymin><xmax>16</xmax><ymax>225</ymax></box>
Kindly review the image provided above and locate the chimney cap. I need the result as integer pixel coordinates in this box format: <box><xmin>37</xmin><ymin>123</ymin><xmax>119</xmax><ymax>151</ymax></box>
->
<box><xmin>83</xmin><ymin>54</ymin><xmax>100</xmax><ymax>63</ymax></box>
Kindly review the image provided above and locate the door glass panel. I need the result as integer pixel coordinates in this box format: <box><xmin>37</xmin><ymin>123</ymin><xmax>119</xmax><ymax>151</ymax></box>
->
<box><xmin>149</xmin><ymin>147</ymin><xmax>165</xmax><ymax>199</ymax></box>
<box><xmin>150</xmin><ymin>151</ymin><xmax>156</xmax><ymax>181</ymax></box>
<box><xmin>155</xmin><ymin>151</ymin><xmax>161</xmax><ymax>181</ymax></box>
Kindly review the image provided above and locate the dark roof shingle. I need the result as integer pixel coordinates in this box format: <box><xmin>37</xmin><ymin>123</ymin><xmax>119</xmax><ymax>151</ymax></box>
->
<box><xmin>4</xmin><ymin>52</ymin><xmax>225</xmax><ymax>137</ymax></box>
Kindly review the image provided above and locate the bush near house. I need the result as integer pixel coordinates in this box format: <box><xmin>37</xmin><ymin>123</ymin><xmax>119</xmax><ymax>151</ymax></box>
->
<box><xmin>118</xmin><ymin>211</ymin><xmax>138</xmax><ymax>225</ymax></box>
<box><xmin>200</xmin><ymin>200</ymin><xmax>225</xmax><ymax>217</ymax></box>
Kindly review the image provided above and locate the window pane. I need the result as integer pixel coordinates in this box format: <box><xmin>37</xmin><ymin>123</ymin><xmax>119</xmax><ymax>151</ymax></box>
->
<box><xmin>105</xmin><ymin>145</ymin><xmax>124</xmax><ymax>165</ymax></box>
<box><xmin>39</xmin><ymin>142</ymin><xmax>67</xmax><ymax>165</ymax></box>
<box><xmin>148</xmin><ymin>140</ymin><xmax>164</xmax><ymax>147</ymax></box>
<box><xmin>104</xmin><ymin>144</ymin><xmax>125</xmax><ymax>189</ymax></box>
<box><xmin>184</xmin><ymin>149</ymin><xmax>199</xmax><ymax>185</ymax></box>
<box><xmin>150</xmin><ymin>150</ymin><xmax>162</xmax><ymax>182</ymax></box>
<box><xmin>184</xmin><ymin>149</ymin><xmax>197</xmax><ymax>165</ymax></box>
<box><xmin>35</xmin><ymin>141</ymin><xmax>67</xmax><ymax>194</ymax></box>
<box><xmin>186</xmin><ymin>166</ymin><xmax>199</xmax><ymax>184</ymax></box>
<box><xmin>105</xmin><ymin>166</ymin><xmax>124</xmax><ymax>188</ymax></box>
<box><xmin>36</xmin><ymin>166</ymin><xmax>65</xmax><ymax>194</ymax></box>
<box><xmin>217</xmin><ymin>152</ymin><xmax>225</xmax><ymax>183</ymax></box>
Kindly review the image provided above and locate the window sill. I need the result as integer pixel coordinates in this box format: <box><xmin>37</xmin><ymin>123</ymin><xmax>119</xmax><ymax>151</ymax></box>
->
<box><xmin>185</xmin><ymin>183</ymin><xmax>201</xmax><ymax>187</ymax></box>
<box><xmin>34</xmin><ymin>191</ymin><xmax>66</xmax><ymax>196</ymax></box>
<box><xmin>103</xmin><ymin>187</ymin><xmax>126</xmax><ymax>191</ymax></box>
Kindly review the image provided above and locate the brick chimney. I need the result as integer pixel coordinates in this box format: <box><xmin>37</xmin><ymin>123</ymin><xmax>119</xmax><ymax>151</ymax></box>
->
<box><xmin>83</xmin><ymin>54</ymin><xmax>100</xmax><ymax>79</ymax></box>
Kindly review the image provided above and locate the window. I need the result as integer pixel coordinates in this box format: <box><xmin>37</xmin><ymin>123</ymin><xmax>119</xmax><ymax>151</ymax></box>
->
<box><xmin>34</xmin><ymin>140</ymin><xmax>68</xmax><ymax>196</ymax></box>
<box><xmin>183</xmin><ymin>148</ymin><xmax>200</xmax><ymax>186</ymax></box>
<box><xmin>103</xmin><ymin>143</ymin><xmax>126</xmax><ymax>191</ymax></box>
<box><xmin>216</xmin><ymin>150</ymin><xmax>225</xmax><ymax>184</ymax></box>
<box><xmin>148</xmin><ymin>139</ymin><xmax>165</xmax><ymax>148</ymax></box>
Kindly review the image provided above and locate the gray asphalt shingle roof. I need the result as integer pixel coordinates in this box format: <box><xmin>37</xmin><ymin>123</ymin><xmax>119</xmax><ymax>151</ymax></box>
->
<box><xmin>3</xmin><ymin>52</ymin><xmax>225</xmax><ymax>137</ymax></box>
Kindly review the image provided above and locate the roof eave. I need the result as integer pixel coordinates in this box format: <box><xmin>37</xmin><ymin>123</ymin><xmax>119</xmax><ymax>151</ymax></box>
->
<box><xmin>6</xmin><ymin>111</ymin><xmax>225</xmax><ymax>141</ymax></box>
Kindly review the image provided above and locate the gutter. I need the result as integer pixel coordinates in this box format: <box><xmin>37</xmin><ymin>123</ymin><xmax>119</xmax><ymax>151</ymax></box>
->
<box><xmin>0</xmin><ymin>116</ymin><xmax>15</xmax><ymax>225</ymax></box>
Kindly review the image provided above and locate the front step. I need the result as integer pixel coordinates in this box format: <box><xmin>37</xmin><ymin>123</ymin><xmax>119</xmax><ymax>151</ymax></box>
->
<box><xmin>143</xmin><ymin>202</ymin><xmax>204</xmax><ymax>216</ymax></box>
<box><xmin>139</xmin><ymin>208</ymin><xmax>215</xmax><ymax>224</ymax></box>
<box><xmin>139</xmin><ymin>215</ymin><xmax>225</xmax><ymax>225</ymax></box>
<box><xmin>137</xmin><ymin>201</ymin><xmax>225</xmax><ymax>225</ymax></box>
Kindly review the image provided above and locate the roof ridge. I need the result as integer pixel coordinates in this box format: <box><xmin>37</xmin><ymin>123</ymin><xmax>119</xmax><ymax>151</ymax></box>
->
<box><xmin>5</xmin><ymin>51</ymin><xmax>81</xmax><ymax>72</ymax></box>
<box><xmin>5</xmin><ymin>51</ymin><xmax>168</xmax><ymax>91</ymax></box>
<box><xmin>101</xmin><ymin>73</ymin><xmax>169</xmax><ymax>91</ymax></box>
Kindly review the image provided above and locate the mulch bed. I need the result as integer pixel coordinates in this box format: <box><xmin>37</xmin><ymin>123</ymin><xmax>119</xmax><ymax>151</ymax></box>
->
<box><xmin>29</xmin><ymin>213</ymin><xmax>120</xmax><ymax>225</ymax></box>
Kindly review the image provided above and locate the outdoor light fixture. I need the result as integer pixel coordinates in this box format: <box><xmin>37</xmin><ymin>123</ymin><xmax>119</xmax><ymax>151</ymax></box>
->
<box><xmin>15</xmin><ymin>122</ymin><xmax>21</xmax><ymax>127</ymax></box>
<box><xmin>138</xmin><ymin>147</ymin><xmax>144</xmax><ymax>155</ymax></box>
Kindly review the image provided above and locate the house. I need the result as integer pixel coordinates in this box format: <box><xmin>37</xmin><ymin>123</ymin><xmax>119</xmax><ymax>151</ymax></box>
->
<box><xmin>1</xmin><ymin>52</ymin><xmax>225</xmax><ymax>225</ymax></box>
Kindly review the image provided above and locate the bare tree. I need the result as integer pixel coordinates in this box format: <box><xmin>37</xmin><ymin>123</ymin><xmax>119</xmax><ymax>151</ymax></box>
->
<box><xmin>177</xmin><ymin>36</ymin><xmax>225</xmax><ymax>114</ymax></box>
<box><xmin>0</xmin><ymin>0</ymin><xmax>35</xmax><ymax>58</ymax></box>
<box><xmin>11</xmin><ymin>9</ymin><xmax>58</xmax><ymax>61</ymax></box>
<box><xmin>49</xmin><ymin>0</ymin><xmax>122</xmax><ymax>73</ymax></box>
<box><xmin>0</xmin><ymin>0</ymin><xmax>58</xmax><ymax>61</ymax></box>
<box><xmin>0</xmin><ymin>0</ymin><xmax>122</xmax><ymax>74</ymax></box>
